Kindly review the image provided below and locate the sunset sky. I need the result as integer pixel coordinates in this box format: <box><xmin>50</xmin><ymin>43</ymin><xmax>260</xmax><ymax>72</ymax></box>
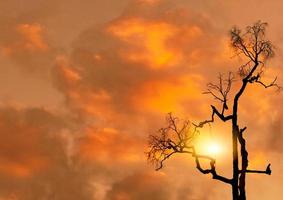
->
<box><xmin>0</xmin><ymin>0</ymin><xmax>283</xmax><ymax>199</ymax></box>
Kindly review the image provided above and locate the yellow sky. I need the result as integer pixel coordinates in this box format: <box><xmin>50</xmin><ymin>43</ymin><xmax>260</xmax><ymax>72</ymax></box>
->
<box><xmin>0</xmin><ymin>0</ymin><xmax>283</xmax><ymax>199</ymax></box>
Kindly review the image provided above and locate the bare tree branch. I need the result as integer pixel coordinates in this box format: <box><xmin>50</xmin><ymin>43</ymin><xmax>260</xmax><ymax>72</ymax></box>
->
<box><xmin>203</xmin><ymin>72</ymin><xmax>235</xmax><ymax>114</ymax></box>
<box><xmin>147</xmin><ymin>113</ymin><xmax>231</xmax><ymax>184</ymax></box>
<box><xmin>240</xmin><ymin>164</ymin><xmax>271</xmax><ymax>175</ymax></box>
<box><xmin>147</xmin><ymin>113</ymin><xmax>196</xmax><ymax>170</ymax></box>
<box><xmin>248</xmin><ymin>75</ymin><xmax>282</xmax><ymax>91</ymax></box>
<box><xmin>193</xmin><ymin>105</ymin><xmax>233</xmax><ymax>129</ymax></box>
<box><xmin>190</xmin><ymin>147</ymin><xmax>232</xmax><ymax>184</ymax></box>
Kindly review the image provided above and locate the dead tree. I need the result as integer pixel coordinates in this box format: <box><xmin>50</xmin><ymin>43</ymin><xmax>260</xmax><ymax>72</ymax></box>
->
<box><xmin>147</xmin><ymin>21</ymin><xmax>280</xmax><ymax>200</ymax></box>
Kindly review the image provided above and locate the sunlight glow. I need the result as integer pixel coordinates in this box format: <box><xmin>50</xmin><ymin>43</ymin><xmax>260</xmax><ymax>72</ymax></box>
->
<box><xmin>207</xmin><ymin>142</ymin><xmax>221</xmax><ymax>155</ymax></box>
<box><xmin>196</xmin><ymin>137</ymin><xmax>224</xmax><ymax>157</ymax></box>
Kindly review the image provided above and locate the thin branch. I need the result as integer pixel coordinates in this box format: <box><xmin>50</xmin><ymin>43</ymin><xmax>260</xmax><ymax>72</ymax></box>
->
<box><xmin>240</xmin><ymin>164</ymin><xmax>271</xmax><ymax>175</ymax></box>
<box><xmin>247</xmin><ymin>73</ymin><xmax>282</xmax><ymax>92</ymax></box>
<box><xmin>203</xmin><ymin>72</ymin><xmax>235</xmax><ymax>114</ymax></box>
<box><xmin>255</xmin><ymin>77</ymin><xmax>282</xmax><ymax>91</ymax></box>
<box><xmin>155</xmin><ymin>151</ymin><xmax>177</xmax><ymax>171</ymax></box>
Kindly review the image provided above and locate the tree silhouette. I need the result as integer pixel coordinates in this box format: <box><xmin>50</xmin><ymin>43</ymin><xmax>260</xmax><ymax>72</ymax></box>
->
<box><xmin>147</xmin><ymin>21</ymin><xmax>280</xmax><ymax>200</ymax></box>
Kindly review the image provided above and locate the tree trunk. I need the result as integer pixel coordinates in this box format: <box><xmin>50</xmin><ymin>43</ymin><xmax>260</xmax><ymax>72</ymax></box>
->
<box><xmin>238</xmin><ymin>127</ymin><xmax>248</xmax><ymax>200</ymax></box>
<box><xmin>232</xmin><ymin>125</ymin><xmax>239</xmax><ymax>200</ymax></box>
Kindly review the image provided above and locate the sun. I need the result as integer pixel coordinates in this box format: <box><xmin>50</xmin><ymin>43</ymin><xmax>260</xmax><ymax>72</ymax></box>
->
<box><xmin>196</xmin><ymin>139</ymin><xmax>223</xmax><ymax>156</ymax></box>
<box><xmin>207</xmin><ymin>142</ymin><xmax>221</xmax><ymax>155</ymax></box>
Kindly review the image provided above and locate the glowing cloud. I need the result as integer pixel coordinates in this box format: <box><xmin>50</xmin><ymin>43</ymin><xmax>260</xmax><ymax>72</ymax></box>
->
<box><xmin>1</xmin><ymin>23</ymin><xmax>49</xmax><ymax>55</ymax></box>
<box><xmin>108</xmin><ymin>18</ymin><xmax>202</xmax><ymax>68</ymax></box>
<box><xmin>131</xmin><ymin>75</ymin><xmax>203</xmax><ymax>113</ymax></box>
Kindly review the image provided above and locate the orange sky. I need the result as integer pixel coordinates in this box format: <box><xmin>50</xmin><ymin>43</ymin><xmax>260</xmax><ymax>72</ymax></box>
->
<box><xmin>0</xmin><ymin>0</ymin><xmax>283</xmax><ymax>199</ymax></box>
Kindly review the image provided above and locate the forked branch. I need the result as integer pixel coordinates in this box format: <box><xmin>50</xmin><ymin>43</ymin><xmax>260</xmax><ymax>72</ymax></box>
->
<box><xmin>193</xmin><ymin>105</ymin><xmax>232</xmax><ymax>129</ymax></box>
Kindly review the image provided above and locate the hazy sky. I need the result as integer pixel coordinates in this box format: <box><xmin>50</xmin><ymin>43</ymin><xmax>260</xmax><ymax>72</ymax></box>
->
<box><xmin>0</xmin><ymin>0</ymin><xmax>283</xmax><ymax>199</ymax></box>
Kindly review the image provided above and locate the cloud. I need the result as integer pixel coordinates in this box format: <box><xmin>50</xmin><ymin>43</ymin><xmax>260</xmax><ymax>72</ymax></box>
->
<box><xmin>78</xmin><ymin>126</ymin><xmax>144</xmax><ymax>163</ymax></box>
<box><xmin>0</xmin><ymin>107</ymin><xmax>60</xmax><ymax>177</ymax></box>
<box><xmin>0</xmin><ymin>22</ymin><xmax>54</xmax><ymax>72</ymax></box>
<box><xmin>107</xmin><ymin>17</ymin><xmax>202</xmax><ymax>68</ymax></box>
<box><xmin>1</xmin><ymin>23</ymin><xmax>48</xmax><ymax>56</ymax></box>
<box><xmin>105</xmin><ymin>171</ymin><xmax>171</xmax><ymax>200</ymax></box>
<box><xmin>51</xmin><ymin>0</ymin><xmax>226</xmax><ymax>122</ymax></box>
<box><xmin>0</xmin><ymin>106</ymin><xmax>94</xmax><ymax>200</ymax></box>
